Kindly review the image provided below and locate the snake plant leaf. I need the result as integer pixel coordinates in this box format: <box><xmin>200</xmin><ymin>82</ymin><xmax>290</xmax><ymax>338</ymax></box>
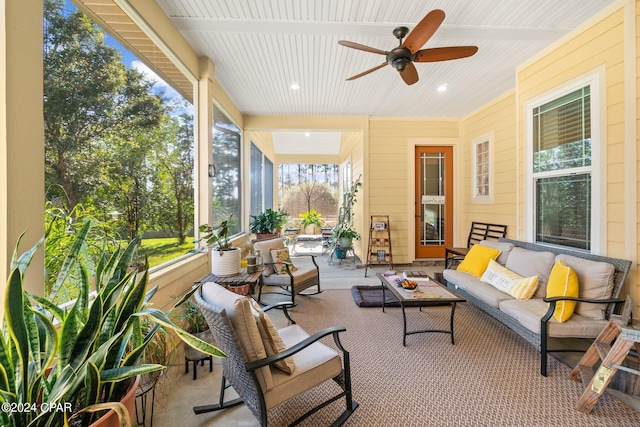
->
<box><xmin>48</xmin><ymin>221</ymin><xmax>91</xmax><ymax>301</ymax></box>
<box><xmin>172</xmin><ymin>284</ymin><xmax>200</xmax><ymax>311</ymax></box>
<box><xmin>45</xmin><ymin>363</ymin><xmax>77</xmax><ymax>405</ymax></box>
<box><xmin>5</xmin><ymin>267</ymin><xmax>29</xmax><ymax>401</ymax></box>
<box><xmin>100</xmin><ymin>364</ymin><xmax>163</xmax><ymax>383</ymax></box>
<box><xmin>58</xmin><ymin>303</ymin><xmax>78</xmax><ymax>368</ymax></box>
<box><xmin>68</xmin><ymin>292</ymin><xmax>102</xmax><ymax>370</ymax></box>
<box><xmin>86</xmin><ymin>332</ymin><xmax>125</xmax><ymax>371</ymax></box>
<box><xmin>120</xmin><ymin>324</ymin><xmax>160</xmax><ymax>369</ymax></box>
<box><xmin>113</xmin><ymin>269</ymin><xmax>147</xmax><ymax>334</ymax></box>
<box><xmin>67</xmin><ymin>402</ymin><xmax>130</xmax><ymax>427</ymax></box>
<box><xmin>143</xmin><ymin>285</ymin><xmax>158</xmax><ymax>306</ymax></box>
<box><xmin>0</xmin><ymin>364</ymin><xmax>10</xmax><ymax>400</ymax></box>
<box><xmin>11</xmin><ymin>232</ymin><xmax>44</xmax><ymax>275</ymax></box>
<box><xmin>138</xmin><ymin>308</ymin><xmax>225</xmax><ymax>358</ymax></box>
<box><xmin>0</xmin><ymin>321</ymin><xmax>16</xmax><ymax>397</ymax></box>
<box><xmin>72</xmin><ymin>261</ymin><xmax>91</xmax><ymax>325</ymax></box>
<box><xmin>27</xmin><ymin>294</ymin><xmax>65</xmax><ymax>324</ymax></box>
<box><xmin>23</xmin><ymin>296</ymin><xmax>40</xmax><ymax>373</ymax></box>
<box><xmin>30</xmin><ymin>309</ymin><xmax>57</xmax><ymax>382</ymax></box>
<box><xmin>84</xmin><ymin>362</ymin><xmax>101</xmax><ymax>407</ymax></box>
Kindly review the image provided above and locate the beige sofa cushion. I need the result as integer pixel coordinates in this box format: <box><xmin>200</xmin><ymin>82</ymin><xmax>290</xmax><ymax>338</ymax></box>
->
<box><xmin>556</xmin><ymin>254</ymin><xmax>615</xmax><ymax>320</ymax></box>
<box><xmin>480</xmin><ymin>240</ymin><xmax>514</xmax><ymax>265</ymax></box>
<box><xmin>201</xmin><ymin>282</ymin><xmax>272</xmax><ymax>390</ymax></box>
<box><xmin>499</xmin><ymin>298</ymin><xmax>610</xmax><ymax>338</ymax></box>
<box><xmin>443</xmin><ymin>269</ymin><xmax>512</xmax><ymax>309</ymax></box>
<box><xmin>505</xmin><ymin>247</ymin><xmax>555</xmax><ymax>298</ymax></box>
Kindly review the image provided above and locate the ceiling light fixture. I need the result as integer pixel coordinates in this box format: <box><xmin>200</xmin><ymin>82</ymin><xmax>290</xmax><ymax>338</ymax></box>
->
<box><xmin>304</xmin><ymin>131</ymin><xmax>310</xmax><ymax>137</ymax></box>
<box><xmin>437</xmin><ymin>84</ymin><xmax>448</xmax><ymax>93</ymax></box>
<box><xmin>290</xmin><ymin>82</ymin><xmax>300</xmax><ymax>90</ymax></box>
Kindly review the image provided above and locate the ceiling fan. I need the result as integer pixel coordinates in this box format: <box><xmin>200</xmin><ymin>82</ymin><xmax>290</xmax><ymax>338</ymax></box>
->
<box><xmin>338</xmin><ymin>9</ymin><xmax>478</xmax><ymax>85</ymax></box>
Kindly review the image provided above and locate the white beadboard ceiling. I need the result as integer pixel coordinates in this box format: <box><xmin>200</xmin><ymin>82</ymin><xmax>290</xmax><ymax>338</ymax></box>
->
<box><xmin>156</xmin><ymin>0</ymin><xmax>616</xmax><ymax>152</ymax></box>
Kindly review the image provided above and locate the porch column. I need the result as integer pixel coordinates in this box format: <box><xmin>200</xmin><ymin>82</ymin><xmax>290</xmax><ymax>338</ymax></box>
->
<box><xmin>196</xmin><ymin>58</ymin><xmax>215</xmax><ymax>237</ymax></box>
<box><xmin>0</xmin><ymin>0</ymin><xmax>45</xmax><ymax>317</ymax></box>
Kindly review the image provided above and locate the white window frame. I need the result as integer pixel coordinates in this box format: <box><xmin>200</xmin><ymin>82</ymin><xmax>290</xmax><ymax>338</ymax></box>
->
<box><xmin>524</xmin><ymin>72</ymin><xmax>604</xmax><ymax>253</ymax></box>
<box><xmin>472</xmin><ymin>133</ymin><xmax>494</xmax><ymax>203</ymax></box>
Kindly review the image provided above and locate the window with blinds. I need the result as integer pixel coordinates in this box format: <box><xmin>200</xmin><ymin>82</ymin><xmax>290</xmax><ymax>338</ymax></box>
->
<box><xmin>533</xmin><ymin>86</ymin><xmax>591</xmax><ymax>173</ymax></box>
<box><xmin>531</xmin><ymin>85</ymin><xmax>592</xmax><ymax>251</ymax></box>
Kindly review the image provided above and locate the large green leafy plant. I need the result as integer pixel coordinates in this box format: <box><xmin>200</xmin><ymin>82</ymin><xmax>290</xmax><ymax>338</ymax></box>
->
<box><xmin>0</xmin><ymin>223</ymin><xmax>223</xmax><ymax>427</ymax></box>
<box><xmin>249</xmin><ymin>209</ymin><xmax>287</xmax><ymax>235</ymax></box>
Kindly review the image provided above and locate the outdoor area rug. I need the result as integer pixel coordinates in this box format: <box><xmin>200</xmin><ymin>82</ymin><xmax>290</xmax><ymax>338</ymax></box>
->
<box><xmin>350</xmin><ymin>285</ymin><xmax>400</xmax><ymax>307</ymax></box>
<box><xmin>265</xmin><ymin>289</ymin><xmax>640</xmax><ymax>427</ymax></box>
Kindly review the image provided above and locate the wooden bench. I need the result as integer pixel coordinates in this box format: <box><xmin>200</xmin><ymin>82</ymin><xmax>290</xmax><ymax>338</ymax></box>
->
<box><xmin>445</xmin><ymin>222</ymin><xmax>507</xmax><ymax>268</ymax></box>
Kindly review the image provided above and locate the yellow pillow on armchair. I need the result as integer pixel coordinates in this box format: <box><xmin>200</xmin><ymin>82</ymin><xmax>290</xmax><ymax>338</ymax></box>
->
<box><xmin>457</xmin><ymin>244</ymin><xmax>502</xmax><ymax>278</ymax></box>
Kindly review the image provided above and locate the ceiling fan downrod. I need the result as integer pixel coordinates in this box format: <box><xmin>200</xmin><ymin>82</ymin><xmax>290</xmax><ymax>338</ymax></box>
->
<box><xmin>387</xmin><ymin>26</ymin><xmax>414</xmax><ymax>72</ymax></box>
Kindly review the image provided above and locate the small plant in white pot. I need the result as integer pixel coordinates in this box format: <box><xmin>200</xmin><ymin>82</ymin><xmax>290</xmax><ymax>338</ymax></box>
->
<box><xmin>199</xmin><ymin>214</ymin><xmax>242</xmax><ymax>276</ymax></box>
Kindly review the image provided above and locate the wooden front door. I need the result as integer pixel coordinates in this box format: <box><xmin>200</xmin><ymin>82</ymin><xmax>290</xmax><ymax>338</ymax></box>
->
<box><xmin>415</xmin><ymin>146</ymin><xmax>453</xmax><ymax>258</ymax></box>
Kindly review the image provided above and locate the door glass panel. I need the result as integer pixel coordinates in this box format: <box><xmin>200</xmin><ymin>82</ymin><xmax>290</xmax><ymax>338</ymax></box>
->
<box><xmin>420</xmin><ymin>152</ymin><xmax>445</xmax><ymax>246</ymax></box>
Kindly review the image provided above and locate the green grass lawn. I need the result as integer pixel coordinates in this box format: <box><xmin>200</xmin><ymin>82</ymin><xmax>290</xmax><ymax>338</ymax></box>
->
<box><xmin>139</xmin><ymin>237</ymin><xmax>198</xmax><ymax>268</ymax></box>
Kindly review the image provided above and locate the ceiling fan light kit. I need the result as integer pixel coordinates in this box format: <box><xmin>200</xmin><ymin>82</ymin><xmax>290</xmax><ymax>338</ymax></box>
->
<box><xmin>339</xmin><ymin>9</ymin><xmax>478</xmax><ymax>86</ymax></box>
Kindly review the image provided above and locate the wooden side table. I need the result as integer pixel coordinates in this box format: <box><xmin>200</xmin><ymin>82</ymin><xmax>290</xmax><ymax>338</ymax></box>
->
<box><xmin>196</xmin><ymin>269</ymin><xmax>263</xmax><ymax>295</ymax></box>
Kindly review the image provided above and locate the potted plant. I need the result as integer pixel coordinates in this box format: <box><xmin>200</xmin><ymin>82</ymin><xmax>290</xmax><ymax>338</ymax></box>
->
<box><xmin>199</xmin><ymin>214</ymin><xmax>242</xmax><ymax>276</ymax></box>
<box><xmin>298</xmin><ymin>209</ymin><xmax>323</xmax><ymax>234</ymax></box>
<box><xmin>334</xmin><ymin>226</ymin><xmax>360</xmax><ymax>250</ymax></box>
<box><xmin>249</xmin><ymin>209</ymin><xmax>288</xmax><ymax>240</ymax></box>
<box><xmin>0</xmin><ymin>222</ymin><xmax>224</xmax><ymax>427</ymax></box>
<box><xmin>172</xmin><ymin>296</ymin><xmax>215</xmax><ymax>379</ymax></box>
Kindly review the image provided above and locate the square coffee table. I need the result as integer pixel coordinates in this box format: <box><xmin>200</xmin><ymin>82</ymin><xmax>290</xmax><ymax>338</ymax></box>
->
<box><xmin>376</xmin><ymin>272</ymin><xmax>466</xmax><ymax>346</ymax></box>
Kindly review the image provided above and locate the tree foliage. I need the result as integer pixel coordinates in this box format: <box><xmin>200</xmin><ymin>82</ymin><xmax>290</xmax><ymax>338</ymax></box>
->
<box><xmin>43</xmin><ymin>0</ymin><xmax>195</xmax><ymax>262</ymax></box>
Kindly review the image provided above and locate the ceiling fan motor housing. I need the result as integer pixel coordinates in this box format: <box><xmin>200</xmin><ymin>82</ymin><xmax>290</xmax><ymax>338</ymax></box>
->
<box><xmin>386</xmin><ymin>47</ymin><xmax>415</xmax><ymax>72</ymax></box>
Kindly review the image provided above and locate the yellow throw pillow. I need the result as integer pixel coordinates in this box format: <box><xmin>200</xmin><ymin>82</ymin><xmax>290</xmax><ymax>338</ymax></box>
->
<box><xmin>546</xmin><ymin>260</ymin><xmax>579</xmax><ymax>323</ymax></box>
<box><xmin>270</xmin><ymin>248</ymin><xmax>297</xmax><ymax>275</ymax></box>
<box><xmin>509</xmin><ymin>275</ymin><xmax>539</xmax><ymax>300</ymax></box>
<box><xmin>457</xmin><ymin>244</ymin><xmax>502</xmax><ymax>278</ymax></box>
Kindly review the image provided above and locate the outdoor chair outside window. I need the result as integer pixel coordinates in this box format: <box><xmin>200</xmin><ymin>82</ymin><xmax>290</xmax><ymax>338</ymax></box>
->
<box><xmin>193</xmin><ymin>282</ymin><xmax>358</xmax><ymax>426</ymax></box>
<box><xmin>253</xmin><ymin>237</ymin><xmax>321</xmax><ymax>305</ymax></box>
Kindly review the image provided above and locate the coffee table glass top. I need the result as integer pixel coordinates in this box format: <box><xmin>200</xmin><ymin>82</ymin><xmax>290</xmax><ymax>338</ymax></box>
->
<box><xmin>377</xmin><ymin>273</ymin><xmax>465</xmax><ymax>303</ymax></box>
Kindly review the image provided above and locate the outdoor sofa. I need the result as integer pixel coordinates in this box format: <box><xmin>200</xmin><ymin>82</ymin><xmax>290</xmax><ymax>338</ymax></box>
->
<box><xmin>442</xmin><ymin>237</ymin><xmax>631</xmax><ymax>376</ymax></box>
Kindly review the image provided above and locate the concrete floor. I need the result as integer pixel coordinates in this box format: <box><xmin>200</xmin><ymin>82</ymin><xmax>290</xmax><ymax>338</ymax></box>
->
<box><xmin>141</xmin><ymin>242</ymin><xmax>442</xmax><ymax>426</ymax></box>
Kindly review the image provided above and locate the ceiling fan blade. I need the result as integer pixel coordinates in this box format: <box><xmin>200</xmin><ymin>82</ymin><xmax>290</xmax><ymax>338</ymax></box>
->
<box><xmin>346</xmin><ymin>62</ymin><xmax>388</xmax><ymax>81</ymax></box>
<box><xmin>403</xmin><ymin>9</ymin><xmax>445</xmax><ymax>53</ymax></box>
<box><xmin>414</xmin><ymin>46</ymin><xmax>478</xmax><ymax>62</ymax></box>
<box><xmin>338</xmin><ymin>40</ymin><xmax>388</xmax><ymax>55</ymax></box>
<box><xmin>400</xmin><ymin>62</ymin><xmax>419</xmax><ymax>85</ymax></box>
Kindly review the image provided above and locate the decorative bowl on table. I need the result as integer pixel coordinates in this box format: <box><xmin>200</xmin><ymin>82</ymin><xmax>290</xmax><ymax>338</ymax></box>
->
<box><xmin>397</xmin><ymin>279</ymin><xmax>418</xmax><ymax>292</ymax></box>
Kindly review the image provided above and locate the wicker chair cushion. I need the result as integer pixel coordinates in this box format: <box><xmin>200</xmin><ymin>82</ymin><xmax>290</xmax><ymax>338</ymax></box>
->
<box><xmin>263</xmin><ymin>324</ymin><xmax>342</xmax><ymax>410</ymax></box>
<box><xmin>556</xmin><ymin>254</ymin><xmax>615</xmax><ymax>320</ymax></box>
<box><xmin>201</xmin><ymin>282</ymin><xmax>273</xmax><ymax>390</ymax></box>
<box><xmin>249</xmin><ymin>299</ymin><xmax>295</xmax><ymax>374</ymax></box>
<box><xmin>254</xmin><ymin>237</ymin><xmax>285</xmax><ymax>277</ymax></box>
<box><xmin>260</xmin><ymin>267</ymin><xmax>317</xmax><ymax>286</ymax></box>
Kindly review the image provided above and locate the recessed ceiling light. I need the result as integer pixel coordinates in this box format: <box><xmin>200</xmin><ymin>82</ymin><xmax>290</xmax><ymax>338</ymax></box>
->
<box><xmin>304</xmin><ymin>131</ymin><xmax>310</xmax><ymax>137</ymax></box>
<box><xmin>437</xmin><ymin>84</ymin><xmax>448</xmax><ymax>93</ymax></box>
<box><xmin>290</xmin><ymin>82</ymin><xmax>300</xmax><ymax>90</ymax></box>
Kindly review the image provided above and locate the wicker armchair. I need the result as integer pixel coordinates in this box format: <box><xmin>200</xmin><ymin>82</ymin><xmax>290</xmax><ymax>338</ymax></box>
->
<box><xmin>193</xmin><ymin>283</ymin><xmax>358</xmax><ymax>426</ymax></box>
<box><xmin>253</xmin><ymin>237</ymin><xmax>321</xmax><ymax>305</ymax></box>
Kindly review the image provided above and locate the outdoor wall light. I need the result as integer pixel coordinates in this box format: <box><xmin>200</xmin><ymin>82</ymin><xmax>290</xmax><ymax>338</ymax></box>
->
<box><xmin>208</xmin><ymin>164</ymin><xmax>216</xmax><ymax>177</ymax></box>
